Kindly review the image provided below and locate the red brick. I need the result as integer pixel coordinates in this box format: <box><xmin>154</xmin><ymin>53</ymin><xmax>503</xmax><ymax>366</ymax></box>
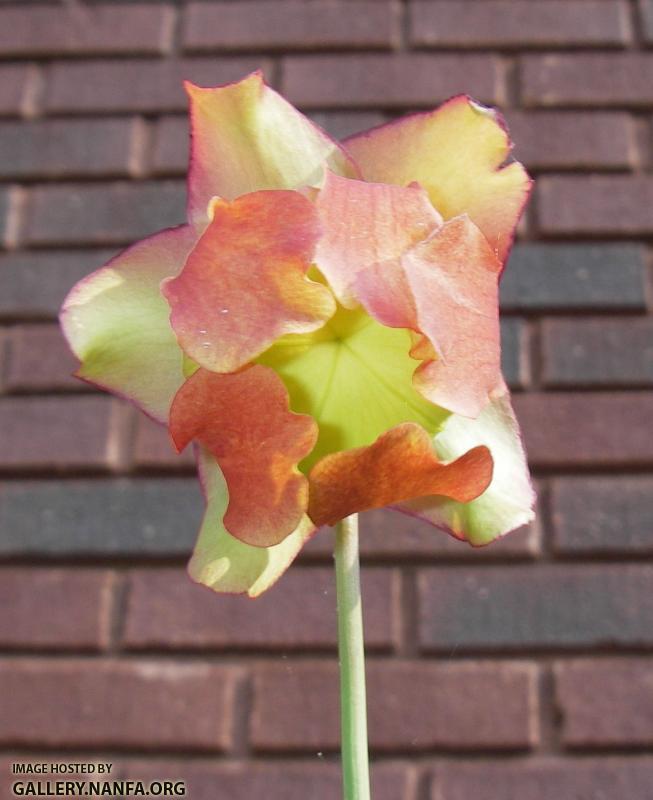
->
<box><xmin>123</xmin><ymin>567</ymin><xmax>397</xmax><ymax>651</ymax></box>
<box><xmin>0</xmin><ymin>328</ymin><xmax>7</xmax><ymax>380</ymax></box>
<box><xmin>0</xmin><ymin>5</ymin><xmax>173</xmax><ymax>56</ymax></box>
<box><xmin>641</xmin><ymin>0</ymin><xmax>653</xmax><ymax>43</ymax></box>
<box><xmin>551</xmin><ymin>476</ymin><xmax>653</xmax><ymax>555</ymax></box>
<box><xmin>25</xmin><ymin>181</ymin><xmax>185</xmax><ymax>246</ymax></box>
<box><xmin>541</xmin><ymin>318</ymin><xmax>653</xmax><ymax>387</ymax></box>
<box><xmin>251</xmin><ymin>660</ymin><xmax>537</xmax><ymax>751</ymax></box>
<box><xmin>309</xmin><ymin>111</ymin><xmax>386</xmax><ymax>141</ymax></box>
<box><xmin>125</xmin><ymin>762</ymin><xmax>341</xmax><ymax>800</ymax></box>
<box><xmin>0</xmin><ymin>188</ymin><xmax>8</xmax><ymax>246</ymax></box>
<box><xmin>0</xmin><ymin>568</ymin><xmax>112</xmax><ymax>649</ymax></box>
<box><xmin>0</xmin><ymin>64</ymin><xmax>32</xmax><ymax>116</ymax></box>
<box><xmin>0</xmin><ymin>479</ymin><xmax>203</xmax><ymax>558</ymax></box>
<box><xmin>522</xmin><ymin>54</ymin><xmax>653</xmax><ymax>107</ymax></box>
<box><xmin>432</xmin><ymin>758</ymin><xmax>653</xmax><ymax>800</ymax></box>
<box><xmin>283</xmin><ymin>54</ymin><xmax>501</xmax><ymax>109</ymax></box>
<box><xmin>0</xmin><ymin>396</ymin><xmax>114</xmax><ymax>469</ymax></box>
<box><xmin>514</xmin><ymin>392</ymin><xmax>653</xmax><ymax>467</ymax></box>
<box><xmin>123</xmin><ymin>760</ymin><xmax>413</xmax><ymax>800</ymax></box>
<box><xmin>4</xmin><ymin>324</ymin><xmax>83</xmax><ymax>392</ymax></box>
<box><xmin>501</xmin><ymin>317</ymin><xmax>530</xmax><ymax>389</ymax></box>
<box><xmin>0</xmin><ymin>758</ymin><xmax>103</xmax><ymax>800</ymax></box>
<box><xmin>152</xmin><ymin>116</ymin><xmax>189</xmax><ymax>176</ymax></box>
<box><xmin>133</xmin><ymin>415</ymin><xmax>195</xmax><ymax>469</ymax></box>
<box><xmin>537</xmin><ymin>176</ymin><xmax>653</xmax><ymax>236</ymax></box>
<box><xmin>0</xmin><ymin>119</ymin><xmax>135</xmax><ymax>179</ymax></box>
<box><xmin>556</xmin><ymin>659</ymin><xmax>653</xmax><ymax>748</ymax></box>
<box><xmin>411</xmin><ymin>1</ymin><xmax>630</xmax><ymax>48</ymax></box>
<box><xmin>46</xmin><ymin>58</ymin><xmax>270</xmax><ymax>114</ymax></box>
<box><xmin>0</xmin><ymin>659</ymin><xmax>238</xmax><ymax>750</ymax></box>
<box><xmin>507</xmin><ymin>111</ymin><xmax>634</xmax><ymax>170</ymax></box>
<box><xmin>0</xmin><ymin>250</ymin><xmax>117</xmax><ymax>320</ymax></box>
<box><xmin>304</xmin><ymin>508</ymin><xmax>540</xmax><ymax>560</ymax></box>
<box><xmin>502</xmin><ymin>244</ymin><xmax>647</xmax><ymax>312</ymax></box>
<box><xmin>184</xmin><ymin>1</ymin><xmax>399</xmax><ymax>51</ymax></box>
<box><xmin>418</xmin><ymin>565</ymin><xmax>653</xmax><ymax>651</ymax></box>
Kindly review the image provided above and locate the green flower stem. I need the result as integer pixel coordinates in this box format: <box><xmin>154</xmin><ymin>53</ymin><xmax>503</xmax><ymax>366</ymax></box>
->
<box><xmin>334</xmin><ymin>513</ymin><xmax>371</xmax><ymax>800</ymax></box>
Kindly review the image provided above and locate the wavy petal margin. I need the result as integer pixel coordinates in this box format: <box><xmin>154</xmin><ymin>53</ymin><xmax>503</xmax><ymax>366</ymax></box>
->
<box><xmin>315</xmin><ymin>171</ymin><xmax>441</xmax><ymax>308</ymax></box>
<box><xmin>189</xmin><ymin>448</ymin><xmax>316</xmax><ymax>597</ymax></box>
<box><xmin>345</xmin><ymin>96</ymin><xmax>531</xmax><ymax>264</ymax></box>
<box><xmin>308</xmin><ymin>422</ymin><xmax>493</xmax><ymax>527</ymax></box>
<box><xmin>60</xmin><ymin>225</ymin><xmax>197</xmax><ymax>423</ymax></box>
<box><xmin>316</xmin><ymin>173</ymin><xmax>502</xmax><ymax>418</ymax></box>
<box><xmin>397</xmin><ymin>388</ymin><xmax>535</xmax><ymax>545</ymax></box>
<box><xmin>186</xmin><ymin>72</ymin><xmax>358</xmax><ymax>225</ymax></box>
<box><xmin>403</xmin><ymin>216</ymin><xmax>502</xmax><ymax>418</ymax></box>
<box><xmin>170</xmin><ymin>365</ymin><xmax>317</xmax><ymax>547</ymax></box>
<box><xmin>163</xmin><ymin>190</ymin><xmax>335</xmax><ymax>373</ymax></box>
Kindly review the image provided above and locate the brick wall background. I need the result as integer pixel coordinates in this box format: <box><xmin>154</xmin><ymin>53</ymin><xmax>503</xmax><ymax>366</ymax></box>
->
<box><xmin>0</xmin><ymin>1</ymin><xmax>652</xmax><ymax>798</ymax></box>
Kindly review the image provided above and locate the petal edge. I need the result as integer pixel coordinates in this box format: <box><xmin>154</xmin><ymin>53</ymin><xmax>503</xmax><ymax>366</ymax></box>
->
<box><xmin>189</xmin><ymin>448</ymin><xmax>316</xmax><ymax>597</ymax></box>
<box><xmin>163</xmin><ymin>190</ymin><xmax>335</xmax><ymax>374</ymax></box>
<box><xmin>60</xmin><ymin>224</ymin><xmax>196</xmax><ymax>423</ymax></box>
<box><xmin>170</xmin><ymin>365</ymin><xmax>318</xmax><ymax>547</ymax></box>
<box><xmin>186</xmin><ymin>72</ymin><xmax>359</xmax><ymax>225</ymax></box>
<box><xmin>345</xmin><ymin>95</ymin><xmax>532</xmax><ymax>264</ymax></box>
<box><xmin>397</xmin><ymin>388</ymin><xmax>535</xmax><ymax>545</ymax></box>
<box><xmin>308</xmin><ymin>422</ymin><xmax>493</xmax><ymax>527</ymax></box>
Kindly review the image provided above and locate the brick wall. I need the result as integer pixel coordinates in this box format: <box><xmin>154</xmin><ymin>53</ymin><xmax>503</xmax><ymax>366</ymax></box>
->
<box><xmin>1</xmin><ymin>2</ymin><xmax>652</xmax><ymax>799</ymax></box>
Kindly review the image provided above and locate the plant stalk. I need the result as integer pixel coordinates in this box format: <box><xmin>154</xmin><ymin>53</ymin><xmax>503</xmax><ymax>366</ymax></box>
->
<box><xmin>334</xmin><ymin>513</ymin><xmax>371</xmax><ymax>800</ymax></box>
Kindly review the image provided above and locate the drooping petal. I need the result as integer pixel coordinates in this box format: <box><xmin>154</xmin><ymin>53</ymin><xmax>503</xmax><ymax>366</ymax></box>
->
<box><xmin>345</xmin><ymin>96</ymin><xmax>531</xmax><ymax>263</ymax></box>
<box><xmin>398</xmin><ymin>387</ymin><xmax>535</xmax><ymax>545</ymax></box>
<box><xmin>163</xmin><ymin>190</ymin><xmax>336</xmax><ymax>374</ymax></box>
<box><xmin>315</xmin><ymin>170</ymin><xmax>441</xmax><ymax>308</ymax></box>
<box><xmin>169</xmin><ymin>365</ymin><xmax>317</xmax><ymax>547</ymax></box>
<box><xmin>307</xmin><ymin>422</ymin><xmax>493</xmax><ymax>527</ymax></box>
<box><xmin>402</xmin><ymin>216</ymin><xmax>503</xmax><ymax>418</ymax></box>
<box><xmin>60</xmin><ymin>225</ymin><xmax>197</xmax><ymax>423</ymax></box>
<box><xmin>188</xmin><ymin>448</ymin><xmax>316</xmax><ymax>597</ymax></box>
<box><xmin>186</xmin><ymin>72</ymin><xmax>358</xmax><ymax>225</ymax></box>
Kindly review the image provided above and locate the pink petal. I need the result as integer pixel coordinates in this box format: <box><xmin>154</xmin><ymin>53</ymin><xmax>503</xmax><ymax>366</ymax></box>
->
<box><xmin>403</xmin><ymin>216</ymin><xmax>503</xmax><ymax>418</ymax></box>
<box><xmin>315</xmin><ymin>170</ymin><xmax>441</xmax><ymax>308</ymax></box>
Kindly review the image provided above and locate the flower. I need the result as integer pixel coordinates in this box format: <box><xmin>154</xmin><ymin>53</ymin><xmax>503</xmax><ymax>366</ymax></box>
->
<box><xmin>60</xmin><ymin>72</ymin><xmax>535</xmax><ymax>597</ymax></box>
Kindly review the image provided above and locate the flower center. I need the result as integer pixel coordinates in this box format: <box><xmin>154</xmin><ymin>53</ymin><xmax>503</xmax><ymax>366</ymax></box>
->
<box><xmin>257</xmin><ymin>304</ymin><xmax>450</xmax><ymax>472</ymax></box>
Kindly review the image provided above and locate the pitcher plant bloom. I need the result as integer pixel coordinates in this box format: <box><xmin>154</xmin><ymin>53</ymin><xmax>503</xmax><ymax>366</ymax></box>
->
<box><xmin>60</xmin><ymin>72</ymin><xmax>535</xmax><ymax>598</ymax></box>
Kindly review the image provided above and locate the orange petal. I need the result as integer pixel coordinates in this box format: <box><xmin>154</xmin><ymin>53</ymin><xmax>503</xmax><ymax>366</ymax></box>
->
<box><xmin>307</xmin><ymin>423</ymin><xmax>493</xmax><ymax>527</ymax></box>
<box><xmin>315</xmin><ymin>171</ymin><xmax>441</xmax><ymax>308</ymax></box>
<box><xmin>169</xmin><ymin>365</ymin><xmax>318</xmax><ymax>547</ymax></box>
<box><xmin>397</xmin><ymin>387</ymin><xmax>535</xmax><ymax>546</ymax></box>
<box><xmin>163</xmin><ymin>190</ymin><xmax>336</xmax><ymax>373</ymax></box>
<box><xmin>404</xmin><ymin>216</ymin><xmax>503</xmax><ymax>418</ymax></box>
<box><xmin>345</xmin><ymin>96</ymin><xmax>531</xmax><ymax>264</ymax></box>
